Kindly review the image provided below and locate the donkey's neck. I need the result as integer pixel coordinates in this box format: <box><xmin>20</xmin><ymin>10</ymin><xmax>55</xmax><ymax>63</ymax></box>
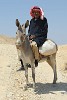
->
<box><xmin>21</xmin><ymin>36</ymin><xmax>31</xmax><ymax>52</ymax></box>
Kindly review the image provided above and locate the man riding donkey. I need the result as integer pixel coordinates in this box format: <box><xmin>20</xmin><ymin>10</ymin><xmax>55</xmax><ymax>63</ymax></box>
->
<box><xmin>17</xmin><ymin>6</ymin><xmax>48</xmax><ymax>70</ymax></box>
<box><xmin>28</xmin><ymin>6</ymin><xmax>48</xmax><ymax>67</ymax></box>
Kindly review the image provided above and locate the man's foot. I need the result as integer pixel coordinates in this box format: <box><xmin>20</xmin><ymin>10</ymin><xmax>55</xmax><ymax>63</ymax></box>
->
<box><xmin>35</xmin><ymin>60</ymin><xmax>38</xmax><ymax>67</ymax></box>
<box><xmin>17</xmin><ymin>66</ymin><xmax>25</xmax><ymax>71</ymax></box>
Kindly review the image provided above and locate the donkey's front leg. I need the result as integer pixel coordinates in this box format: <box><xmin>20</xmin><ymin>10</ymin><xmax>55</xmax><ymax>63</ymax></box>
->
<box><xmin>24</xmin><ymin>64</ymin><xmax>28</xmax><ymax>90</ymax></box>
<box><xmin>31</xmin><ymin>63</ymin><xmax>35</xmax><ymax>89</ymax></box>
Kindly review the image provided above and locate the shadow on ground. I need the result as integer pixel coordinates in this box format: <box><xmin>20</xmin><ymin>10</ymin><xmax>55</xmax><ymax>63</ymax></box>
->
<box><xmin>34</xmin><ymin>82</ymin><xmax>67</xmax><ymax>94</ymax></box>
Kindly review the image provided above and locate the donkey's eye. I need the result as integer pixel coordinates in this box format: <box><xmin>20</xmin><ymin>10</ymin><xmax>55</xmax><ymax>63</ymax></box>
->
<box><xmin>21</xmin><ymin>30</ymin><xmax>23</xmax><ymax>33</ymax></box>
<box><xmin>16</xmin><ymin>32</ymin><xmax>17</xmax><ymax>34</ymax></box>
<box><xmin>22</xmin><ymin>24</ymin><xmax>24</xmax><ymax>27</ymax></box>
<box><xmin>23</xmin><ymin>34</ymin><xmax>25</xmax><ymax>35</ymax></box>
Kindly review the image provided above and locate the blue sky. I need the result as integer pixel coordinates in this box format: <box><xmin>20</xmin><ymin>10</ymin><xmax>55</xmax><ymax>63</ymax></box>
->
<box><xmin>0</xmin><ymin>0</ymin><xmax>67</xmax><ymax>45</ymax></box>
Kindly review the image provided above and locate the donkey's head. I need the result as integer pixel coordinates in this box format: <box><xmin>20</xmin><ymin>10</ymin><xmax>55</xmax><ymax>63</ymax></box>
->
<box><xmin>15</xmin><ymin>19</ymin><xmax>29</xmax><ymax>48</ymax></box>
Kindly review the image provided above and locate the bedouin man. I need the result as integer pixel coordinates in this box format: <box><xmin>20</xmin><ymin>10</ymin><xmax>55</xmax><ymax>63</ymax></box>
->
<box><xmin>28</xmin><ymin>6</ymin><xmax>48</xmax><ymax>67</ymax></box>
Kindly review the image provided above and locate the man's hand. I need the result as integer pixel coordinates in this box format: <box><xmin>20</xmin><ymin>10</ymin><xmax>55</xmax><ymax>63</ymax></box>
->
<box><xmin>29</xmin><ymin>35</ymin><xmax>36</xmax><ymax>39</ymax></box>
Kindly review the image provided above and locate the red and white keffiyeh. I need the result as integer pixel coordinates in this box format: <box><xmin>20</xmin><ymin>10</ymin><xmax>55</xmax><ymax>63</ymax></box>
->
<box><xmin>30</xmin><ymin>6</ymin><xmax>44</xmax><ymax>20</ymax></box>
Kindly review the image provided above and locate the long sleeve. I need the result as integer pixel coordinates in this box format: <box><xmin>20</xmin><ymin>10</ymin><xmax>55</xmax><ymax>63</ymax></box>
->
<box><xmin>28</xmin><ymin>17</ymin><xmax>48</xmax><ymax>38</ymax></box>
<box><xmin>35</xmin><ymin>17</ymin><xmax>48</xmax><ymax>38</ymax></box>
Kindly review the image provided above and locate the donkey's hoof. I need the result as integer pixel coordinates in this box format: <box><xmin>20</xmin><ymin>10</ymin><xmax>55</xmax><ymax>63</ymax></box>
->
<box><xmin>53</xmin><ymin>81</ymin><xmax>56</xmax><ymax>84</ymax></box>
<box><xmin>53</xmin><ymin>80</ymin><xmax>56</xmax><ymax>84</ymax></box>
<box><xmin>53</xmin><ymin>77</ymin><xmax>57</xmax><ymax>84</ymax></box>
<box><xmin>24</xmin><ymin>85</ymin><xmax>28</xmax><ymax>91</ymax></box>
<box><xmin>27</xmin><ymin>64</ymin><xmax>31</xmax><ymax>68</ymax></box>
<box><xmin>33</xmin><ymin>84</ymin><xmax>35</xmax><ymax>89</ymax></box>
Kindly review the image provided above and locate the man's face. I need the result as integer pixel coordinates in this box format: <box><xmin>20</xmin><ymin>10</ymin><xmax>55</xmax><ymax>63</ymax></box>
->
<box><xmin>33</xmin><ymin>11</ymin><xmax>40</xmax><ymax>19</ymax></box>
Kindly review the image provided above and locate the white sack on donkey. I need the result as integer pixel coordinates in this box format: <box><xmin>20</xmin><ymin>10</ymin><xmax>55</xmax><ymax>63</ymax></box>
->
<box><xmin>39</xmin><ymin>39</ymin><xmax>57</xmax><ymax>56</ymax></box>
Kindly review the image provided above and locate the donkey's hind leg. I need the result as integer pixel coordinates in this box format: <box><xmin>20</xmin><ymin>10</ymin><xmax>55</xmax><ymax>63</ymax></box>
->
<box><xmin>47</xmin><ymin>53</ymin><xmax>57</xmax><ymax>84</ymax></box>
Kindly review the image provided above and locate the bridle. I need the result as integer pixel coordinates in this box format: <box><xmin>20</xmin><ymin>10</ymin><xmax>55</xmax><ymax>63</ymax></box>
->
<box><xmin>21</xmin><ymin>34</ymin><xmax>26</xmax><ymax>44</ymax></box>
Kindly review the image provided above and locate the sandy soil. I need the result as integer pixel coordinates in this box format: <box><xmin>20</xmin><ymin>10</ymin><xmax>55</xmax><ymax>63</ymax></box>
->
<box><xmin>0</xmin><ymin>35</ymin><xmax>67</xmax><ymax>100</ymax></box>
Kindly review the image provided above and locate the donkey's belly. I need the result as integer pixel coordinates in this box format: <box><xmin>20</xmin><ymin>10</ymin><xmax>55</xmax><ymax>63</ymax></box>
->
<box><xmin>21</xmin><ymin>50</ymin><xmax>34</xmax><ymax>65</ymax></box>
<box><xmin>21</xmin><ymin>56</ymin><xmax>32</xmax><ymax>65</ymax></box>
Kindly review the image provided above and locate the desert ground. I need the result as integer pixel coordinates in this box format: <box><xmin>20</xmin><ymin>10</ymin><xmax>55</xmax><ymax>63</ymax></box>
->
<box><xmin>0</xmin><ymin>35</ymin><xmax>67</xmax><ymax>100</ymax></box>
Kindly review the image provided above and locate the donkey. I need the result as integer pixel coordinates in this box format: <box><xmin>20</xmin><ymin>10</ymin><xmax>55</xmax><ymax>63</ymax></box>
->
<box><xmin>15</xmin><ymin>19</ymin><xmax>58</xmax><ymax>90</ymax></box>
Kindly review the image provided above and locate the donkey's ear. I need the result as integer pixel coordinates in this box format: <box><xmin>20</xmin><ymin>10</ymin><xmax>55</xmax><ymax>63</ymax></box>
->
<box><xmin>25</xmin><ymin>20</ymin><xmax>29</xmax><ymax>28</ymax></box>
<box><xmin>16</xmin><ymin>19</ymin><xmax>20</xmax><ymax>27</ymax></box>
